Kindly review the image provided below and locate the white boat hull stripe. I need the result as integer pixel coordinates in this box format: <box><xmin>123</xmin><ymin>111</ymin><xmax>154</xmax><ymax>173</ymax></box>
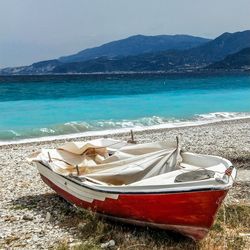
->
<box><xmin>36</xmin><ymin>163</ymin><xmax>119</xmax><ymax>203</ymax></box>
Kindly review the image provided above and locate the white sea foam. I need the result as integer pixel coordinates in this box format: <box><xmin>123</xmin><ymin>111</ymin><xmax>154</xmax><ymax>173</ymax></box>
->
<box><xmin>195</xmin><ymin>112</ymin><xmax>246</xmax><ymax>120</ymax></box>
<box><xmin>9</xmin><ymin>130</ymin><xmax>21</xmax><ymax>136</ymax></box>
<box><xmin>40</xmin><ymin>128</ymin><xmax>55</xmax><ymax>133</ymax></box>
<box><xmin>0</xmin><ymin>112</ymin><xmax>250</xmax><ymax>146</ymax></box>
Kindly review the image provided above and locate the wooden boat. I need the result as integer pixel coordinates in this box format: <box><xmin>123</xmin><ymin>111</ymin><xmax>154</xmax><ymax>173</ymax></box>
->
<box><xmin>28</xmin><ymin>138</ymin><xmax>236</xmax><ymax>240</ymax></box>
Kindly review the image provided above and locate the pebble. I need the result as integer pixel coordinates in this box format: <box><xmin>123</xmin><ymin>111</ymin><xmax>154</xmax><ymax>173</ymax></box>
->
<box><xmin>45</xmin><ymin>212</ymin><xmax>51</xmax><ymax>222</ymax></box>
<box><xmin>77</xmin><ymin>222</ymin><xmax>86</xmax><ymax>230</ymax></box>
<box><xmin>69</xmin><ymin>241</ymin><xmax>82</xmax><ymax>248</ymax></box>
<box><xmin>101</xmin><ymin>239</ymin><xmax>116</xmax><ymax>248</ymax></box>
<box><xmin>23</xmin><ymin>215</ymin><xmax>33</xmax><ymax>221</ymax></box>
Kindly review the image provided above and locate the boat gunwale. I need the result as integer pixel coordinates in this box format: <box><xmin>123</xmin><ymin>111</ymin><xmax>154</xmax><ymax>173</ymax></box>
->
<box><xmin>36</xmin><ymin>161</ymin><xmax>236</xmax><ymax>195</ymax></box>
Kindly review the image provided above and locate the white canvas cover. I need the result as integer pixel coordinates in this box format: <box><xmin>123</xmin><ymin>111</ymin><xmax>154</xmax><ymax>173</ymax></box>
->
<box><xmin>28</xmin><ymin>138</ymin><xmax>182</xmax><ymax>185</ymax></box>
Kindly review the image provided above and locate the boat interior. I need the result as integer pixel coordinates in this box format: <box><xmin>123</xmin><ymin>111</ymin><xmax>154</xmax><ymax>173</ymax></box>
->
<box><xmin>28</xmin><ymin>138</ymin><xmax>235</xmax><ymax>187</ymax></box>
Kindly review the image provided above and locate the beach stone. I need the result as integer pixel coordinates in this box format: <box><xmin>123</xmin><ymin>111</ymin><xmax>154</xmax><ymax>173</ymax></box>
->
<box><xmin>237</xmin><ymin>170</ymin><xmax>250</xmax><ymax>182</ymax></box>
<box><xmin>77</xmin><ymin>222</ymin><xmax>86</xmax><ymax>230</ymax></box>
<box><xmin>101</xmin><ymin>239</ymin><xmax>116</xmax><ymax>248</ymax></box>
<box><xmin>23</xmin><ymin>215</ymin><xmax>34</xmax><ymax>221</ymax></box>
<box><xmin>69</xmin><ymin>241</ymin><xmax>82</xmax><ymax>248</ymax></box>
<box><xmin>45</xmin><ymin>212</ymin><xmax>51</xmax><ymax>222</ymax></box>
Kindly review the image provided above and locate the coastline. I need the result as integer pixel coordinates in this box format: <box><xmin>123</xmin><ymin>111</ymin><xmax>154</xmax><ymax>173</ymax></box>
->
<box><xmin>1</xmin><ymin>115</ymin><xmax>250</xmax><ymax>147</ymax></box>
<box><xmin>1</xmin><ymin>71</ymin><xmax>250</xmax><ymax>80</ymax></box>
<box><xmin>1</xmin><ymin>117</ymin><xmax>249</xmax><ymax>168</ymax></box>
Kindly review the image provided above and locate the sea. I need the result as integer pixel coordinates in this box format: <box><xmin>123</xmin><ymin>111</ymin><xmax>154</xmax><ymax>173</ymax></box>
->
<box><xmin>0</xmin><ymin>73</ymin><xmax>250</xmax><ymax>144</ymax></box>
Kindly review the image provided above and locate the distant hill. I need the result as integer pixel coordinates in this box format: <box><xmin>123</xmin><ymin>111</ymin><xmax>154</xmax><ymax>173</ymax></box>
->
<box><xmin>53</xmin><ymin>30</ymin><xmax>250</xmax><ymax>73</ymax></box>
<box><xmin>207</xmin><ymin>47</ymin><xmax>250</xmax><ymax>70</ymax></box>
<box><xmin>0</xmin><ymin>60</ymin><xmax>62</xmax><ymax>75</ymax></box>
<box><xmin>1</xmin><ymin>30</ymin><xmax>250</xmax><ymax>74</ymax></box>
<box><xmin>59</xmin><ymin>34</ymin><xmax>210</xmax><ymax>63</ymax></box>
<box><xmin>184</xmin><ymin>30</ymin><xmax>250</xmax><ymax>63</ymax></box>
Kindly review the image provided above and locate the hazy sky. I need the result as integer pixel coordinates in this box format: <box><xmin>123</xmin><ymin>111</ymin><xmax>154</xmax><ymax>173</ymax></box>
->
<box><xmin>0</xmin><ymin>0</ymin><xmax>250</xmax><ymax>68</ymax></box>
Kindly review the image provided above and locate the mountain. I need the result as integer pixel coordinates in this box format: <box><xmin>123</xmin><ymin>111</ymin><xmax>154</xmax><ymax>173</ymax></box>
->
<box><xmin>207</xmin><ymin>47</ymin><xmax>250</xmax><ymax>70</ymax></box>
<box><xmin>52</xmin><ymin>30</ymin><xmax>250</xmax><ymax>73</ymax></box>
<box><xmin>59</xmin><ymin>34</ymin><xmax>210</xmax><ymax>63</ymax></box>
<box><xmin>1</xmin><ymin>30</ymin><xmax>250</xmax><ymax>74</ymax></box>
<box><xmin>52</xmin><ymin>51</ymin><xmax>186</xmax><ymax>73</ymax></box>
<box><xmin>0</xmin><ymin>60</ymin><xmax>62</xmax><ymax>75</ymax></box>
<box><xmin>183</xmin><ymin>30</ymin><xmax>250</xmax><ymax>63</ymax></box>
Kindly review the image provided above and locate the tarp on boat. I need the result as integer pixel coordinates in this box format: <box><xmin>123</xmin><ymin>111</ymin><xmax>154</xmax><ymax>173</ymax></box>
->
<box><xmin>28</xmin><ymin>138</ymin><xmax>182</xmax><ymax>185</ymax></box>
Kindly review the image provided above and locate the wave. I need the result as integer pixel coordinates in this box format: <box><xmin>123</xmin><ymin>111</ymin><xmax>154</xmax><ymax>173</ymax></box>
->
<box><xmin>194</xmin><ymin>112</ymin><xmax>249</xmax><ymax>120</ymax></box>
<box><xmin>0</xmin><ymin>112</ymin><xmax>250</xmax><ymax>145</ymax></box>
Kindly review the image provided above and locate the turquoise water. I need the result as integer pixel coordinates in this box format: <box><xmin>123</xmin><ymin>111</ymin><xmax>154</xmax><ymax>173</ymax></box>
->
<box><xmin>0</xmin><ymin>74</ymin><xmax>250</xmax><ymax>141</ymax></box>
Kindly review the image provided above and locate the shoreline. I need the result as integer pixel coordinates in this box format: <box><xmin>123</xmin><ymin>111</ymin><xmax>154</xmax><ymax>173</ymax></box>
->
<box><xmin>1</xmin><ymin>116</ymin><xmax>250</xmax><ymax>147</ymax></box>
<box><xmin>1</xmin><ymin>70</ymin><xmax>250</xmax><ymax>77</ymax></box>
<box><xmin>1</xmin><ymin>117</ymin><xmax>249</xmax><ymax>170</ymax></box>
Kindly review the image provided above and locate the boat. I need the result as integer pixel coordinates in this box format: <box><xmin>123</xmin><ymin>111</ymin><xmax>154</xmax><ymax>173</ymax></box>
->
<box><xmin>28</xmin><ymin>137</ymin><xmax>236</xmax><ymax>240</ymax></box>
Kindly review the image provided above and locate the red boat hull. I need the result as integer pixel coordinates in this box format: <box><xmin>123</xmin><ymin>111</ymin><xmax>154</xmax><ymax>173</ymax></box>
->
<box><xmin>40</xmin><ymin>174</ymin><xmax>227</xmax><ymax>240</ymax></box>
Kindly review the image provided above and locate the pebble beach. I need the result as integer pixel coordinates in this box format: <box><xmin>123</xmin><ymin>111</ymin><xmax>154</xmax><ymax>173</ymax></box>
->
<box><xmin>0</xmin><ymin>118</ymin><xmax>249</xmax><ymax>249</ymax></box>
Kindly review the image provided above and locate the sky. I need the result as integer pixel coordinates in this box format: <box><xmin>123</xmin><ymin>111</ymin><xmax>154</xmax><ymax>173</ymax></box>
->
<box><xmin>0</xmin><ymin>0</ymin><xmax>250</xmax><ymax>68</ymax></box>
